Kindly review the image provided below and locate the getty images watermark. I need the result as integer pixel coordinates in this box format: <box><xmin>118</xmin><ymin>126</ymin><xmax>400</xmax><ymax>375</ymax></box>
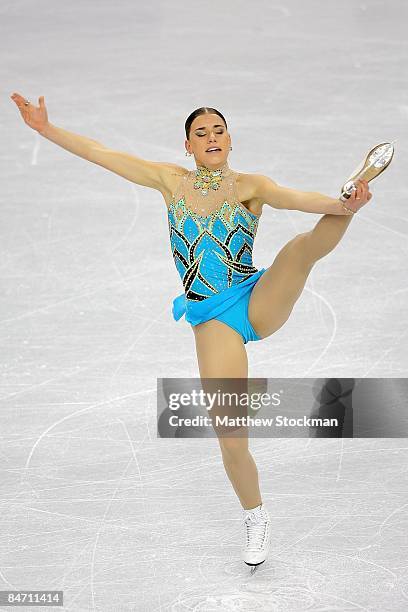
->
<box><xmin>157</xmin><ymin>378</ymin><xmax>408</xmax><ymax>438</ymax></box>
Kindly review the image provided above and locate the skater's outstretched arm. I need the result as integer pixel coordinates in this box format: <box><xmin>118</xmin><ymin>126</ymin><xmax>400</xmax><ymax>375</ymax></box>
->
<box><xmin>248</xmin><ymin>174</ymin><xmax>371</xmax><ymax>215</ymax></box>
<box><xmin>10</xmin><ymin>92</ymin><xmax>171</xmax><ymax>192</ymax></box>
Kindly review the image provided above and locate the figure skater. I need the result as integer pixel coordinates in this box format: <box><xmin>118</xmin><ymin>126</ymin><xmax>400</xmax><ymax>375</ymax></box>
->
<box><xmin>11</xmin><ymin>94</ymin><xmax>382</xmax><ymax>572</ymax></box>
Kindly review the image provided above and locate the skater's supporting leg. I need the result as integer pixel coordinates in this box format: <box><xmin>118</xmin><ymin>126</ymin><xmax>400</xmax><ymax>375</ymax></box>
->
<box><xmin>219</xmin><ymin>437</ymin><xmax>262</xmax><ymax>510</ymax></box>
<box><xmin>192</xmin><ymin>319</ymin><xmax>262</xmax><ymax>510</ymax></box>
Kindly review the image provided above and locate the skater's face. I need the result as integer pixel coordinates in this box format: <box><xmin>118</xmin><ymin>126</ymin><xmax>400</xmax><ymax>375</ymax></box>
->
<box><xmin>186</xmin><ymin>113</ymin><xmax>231</xmax><ymax>170</ymax></box>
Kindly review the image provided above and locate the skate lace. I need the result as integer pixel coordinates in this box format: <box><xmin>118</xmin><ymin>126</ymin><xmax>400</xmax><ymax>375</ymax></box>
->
<box><xmin>244</xmin><ymin>512</ymin><xmax>268</xmax><ymax>551</ymax></box>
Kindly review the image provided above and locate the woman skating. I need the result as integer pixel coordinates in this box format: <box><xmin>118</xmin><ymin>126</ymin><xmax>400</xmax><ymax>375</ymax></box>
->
<box><xmin>11</xmin><ymin>94</ymin><xmax>375</xmax><ymax>571</ymax></box>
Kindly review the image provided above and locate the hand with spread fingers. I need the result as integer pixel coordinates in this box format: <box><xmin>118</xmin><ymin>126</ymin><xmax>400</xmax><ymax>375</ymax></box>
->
<box><xmin>10</xmin><ymin>92</ymin><xmax>49</xmax><ymax>134</ymax></box>
<box><xmin>340</xmin><ymin>179</ymin><xmax>372</xmax><ymax>215</ymax></box>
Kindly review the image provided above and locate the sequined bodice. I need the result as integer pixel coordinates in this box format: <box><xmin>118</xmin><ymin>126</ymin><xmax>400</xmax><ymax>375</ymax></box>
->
<box><xmin>167</xmin><ymin>164</ymin><xmax>261</xmax><ymax>303</ymax></box>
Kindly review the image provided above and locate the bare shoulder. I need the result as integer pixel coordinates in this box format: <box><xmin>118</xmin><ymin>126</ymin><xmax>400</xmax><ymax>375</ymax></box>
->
<box><xmin>235</xmin><ymin>172</ymin><xmax>267</xmax><ymax>216</ymax></box>
<box><xmin>237</xmin><ymin>171</ymin><xmax>284</xmax><ymax>211</ymax></box>
<box><xmin>158</xmin><ymin>163</ymin><xmax>189</xmax><ymax>206</ymax></box>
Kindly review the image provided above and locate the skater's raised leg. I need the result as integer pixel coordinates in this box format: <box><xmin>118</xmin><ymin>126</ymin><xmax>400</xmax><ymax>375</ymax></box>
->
<box><xmin>247</xmin><ymin>180</ymin><xmax>370</xmax><ymax>341</ymax></box>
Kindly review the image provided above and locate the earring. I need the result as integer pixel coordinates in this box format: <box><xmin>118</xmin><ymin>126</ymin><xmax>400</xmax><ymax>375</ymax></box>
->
<box><xmin>230</xmin><ymin>146</ymin><xmax>232</xmax><ymax>150</ymax></box>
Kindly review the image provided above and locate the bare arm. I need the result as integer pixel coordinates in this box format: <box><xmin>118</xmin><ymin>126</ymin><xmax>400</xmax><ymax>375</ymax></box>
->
<box><xmin>11</xmin><ymin>92</ymin><xmax>170</xmax><ymax>191</ymax></box>
<box><xmin>41</xmin><ymin>124</ymin><xmax>173</xmax><ymax>191</ymax></box>
<box><xmin>39</xmin><ymin>123</ymin><xmax>171</xmax><ymax>189</ymax></box>
<box><xmin>39</xmin><ymin>122</ymin><xmax>102</xmax><ymax>160</ymax></box>
<box><xmin>250</xmin><ymin>174</ymin><xmax>351</xmax><ymax>215</ymax></box>
<box><xmin>86</xmin><ymin>146</ymin><xmax>173</xmax><ymax>191</ymax></box>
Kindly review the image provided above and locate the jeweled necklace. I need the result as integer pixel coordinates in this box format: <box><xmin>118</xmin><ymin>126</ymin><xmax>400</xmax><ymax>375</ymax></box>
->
<box><xmin>193</xmin><ymin>162</ymin><xmax>230</xmax><ymax>197</ymax></box>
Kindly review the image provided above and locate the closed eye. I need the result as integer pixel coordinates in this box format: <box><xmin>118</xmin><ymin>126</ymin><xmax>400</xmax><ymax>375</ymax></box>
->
<box><xmin>197</xmin><ymin>131</ymin><xmax>224</xmax><ymax>136</ymax></box>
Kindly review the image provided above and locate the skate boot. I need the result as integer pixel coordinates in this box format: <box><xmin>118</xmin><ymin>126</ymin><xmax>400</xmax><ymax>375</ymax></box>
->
<box><xmin>241</xmin><ymin>503</ymin><xmax>271</xmax><ymax>573</ymax></box>
<box><xmin>340</xmin><ymin>141</ymin><xmax>395</xmax><ymax>205</ymax></box>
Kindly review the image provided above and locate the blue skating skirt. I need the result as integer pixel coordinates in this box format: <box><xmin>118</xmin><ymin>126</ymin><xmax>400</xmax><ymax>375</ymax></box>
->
<box><xmin>172</xmin><ymin>268</ymin><xmax>267</xmax><ymax>327</ymax></box>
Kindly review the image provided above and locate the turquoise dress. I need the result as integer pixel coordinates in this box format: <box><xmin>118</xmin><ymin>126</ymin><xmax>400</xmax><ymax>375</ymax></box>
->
<box><xmin>167</xmin><ymin>163</ymin><xmax>266</xmax><ymax>343</ymax></box>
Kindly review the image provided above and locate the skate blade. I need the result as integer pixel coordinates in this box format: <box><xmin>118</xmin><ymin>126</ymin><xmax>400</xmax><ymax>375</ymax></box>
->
<box><xmin>345</xmin><ymin>141</ymin><xmax>395</xmax><ymax>183</ymax></box>
<box><xmin>340</xmin><ymin>141</ymin><xmax>395</xmax><ymax>199</ymax></box>
<box><xmin>245</xmin><ymin>559</ymin><xmax>265</xmax><ymax>574</ymax></box>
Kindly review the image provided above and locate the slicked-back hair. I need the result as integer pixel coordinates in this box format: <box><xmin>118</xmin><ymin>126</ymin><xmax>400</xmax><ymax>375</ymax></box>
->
<box><xmin>185</xmin><ymin>107</ymin><xmax>228</xmax><ymax>140</ymax></box>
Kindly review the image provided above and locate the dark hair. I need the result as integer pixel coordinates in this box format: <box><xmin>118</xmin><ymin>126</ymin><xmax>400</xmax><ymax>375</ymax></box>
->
<box><xmin>185</xmin><ymin>107</ymin><xmax>228</xmax><ymax>140</ymax></box>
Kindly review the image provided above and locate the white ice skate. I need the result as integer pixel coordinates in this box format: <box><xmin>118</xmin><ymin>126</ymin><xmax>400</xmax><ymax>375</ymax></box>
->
<box><xmin>241</xmin><ymin>504</ymin><xmax>271</xmax><ymax>574</ymax></box>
